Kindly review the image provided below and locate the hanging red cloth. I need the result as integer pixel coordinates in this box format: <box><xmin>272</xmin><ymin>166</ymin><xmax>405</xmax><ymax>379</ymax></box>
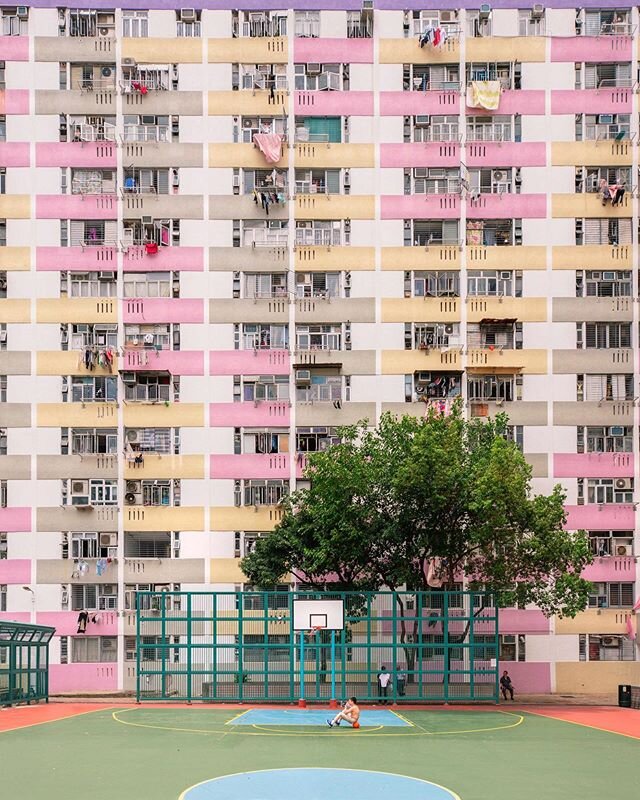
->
<box><xmin>145</xmin><ymin>242</ymin><xmax>158</xmax><ymax>255</ymax></box>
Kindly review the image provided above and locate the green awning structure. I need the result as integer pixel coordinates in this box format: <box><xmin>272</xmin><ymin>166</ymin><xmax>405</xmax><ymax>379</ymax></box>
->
<box><xmin>0</xmin><ymin>621</ymin><xmax>56</xmax><ymax>707</ymax></box>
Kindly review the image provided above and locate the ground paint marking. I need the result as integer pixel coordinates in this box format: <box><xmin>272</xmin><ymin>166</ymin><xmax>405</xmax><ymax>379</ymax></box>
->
<box><xmin>228</xmin><ymin>708</ymin><xmax>410</xmax><ymax>727</ymax></box>
<box><xmin>180</xmin><ymin>769</ymin><xmax>461</xmax><ymax>800</ymax></box>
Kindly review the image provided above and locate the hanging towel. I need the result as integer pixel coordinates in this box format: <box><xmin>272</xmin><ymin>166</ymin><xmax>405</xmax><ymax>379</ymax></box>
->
<box><xmin>145</xmin><ymin>241</ymin><xmax>159</xmax><ymax>255</ymax></box>
<box><xmin>466</xmin><ymin>81</ymin><xmax>501</xmax><ymax>111</ymax></box>
<box><xmin>96</xmin><ymin>558</ymin><xmax>107</xmax><ymax>577</ymax></box>
<box><xmin>253</xmin><ymin>133</ymin><xmax>283</xmax><ymax>164</ymax></box>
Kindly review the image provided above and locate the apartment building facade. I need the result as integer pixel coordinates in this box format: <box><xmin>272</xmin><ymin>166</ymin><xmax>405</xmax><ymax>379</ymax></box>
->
<box><xmin>0</xmin><ymin>1</ymin><xmax>638</xmax><ymax>695</ymax></box>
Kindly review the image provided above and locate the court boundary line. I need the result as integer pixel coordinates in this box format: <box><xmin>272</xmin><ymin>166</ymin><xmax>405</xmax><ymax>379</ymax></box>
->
<box><xmin>178</xmin><ymin>768</ymin><xmax>462</xmax><ymax>800</ymax></box>
<box><xmin>523</xmin><ymin>709</ymin><xmax>640</xmax><ymax>741</ymax></box>
<box><xmin>389</xmin><ymin>708</ymin><xmax>416</xmax><ymax>727</ymax></box>
<box><xmin>224</xmin><ymin>708</ymin><xmax>251</xmax><ymax>725</ymax></box>
<box><xmin>111</xmin><ymin>706</ymin><xmax>524</xmax><ymax>738</ymax></box>
<box><xmin>0</xmin><ymin>706</ymin><xmax>116</xmax><ymax>735</ymax></box>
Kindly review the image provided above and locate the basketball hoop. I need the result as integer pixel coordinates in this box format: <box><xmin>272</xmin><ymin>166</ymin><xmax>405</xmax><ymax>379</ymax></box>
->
<box><xmin>307</xmin><ymin>626</ymin><xmax>326</xmax><ymax>637</ymax></box>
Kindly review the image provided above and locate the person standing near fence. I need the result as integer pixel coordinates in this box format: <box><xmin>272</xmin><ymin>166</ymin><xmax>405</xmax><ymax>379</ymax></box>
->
<box><xmin>377</xmin><ymin>666</ymin><xmax>391</xmax><ymax>704</ymax></box>
<box><xmin>396</xmin><ymin>669</ymin><xmax>406</xmax><ymax>697</ymax></box>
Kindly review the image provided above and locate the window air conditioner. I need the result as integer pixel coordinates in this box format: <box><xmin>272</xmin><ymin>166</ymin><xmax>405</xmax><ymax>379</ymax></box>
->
<box><xmin>598</xmin><ymin>114</ymin><xmax>614</xmax><ymax>125</ymax></box>
<box><xmin>602</xmin><ymin>636</ymin><xmax>619</xmax><ymax>648</ymax></box>
<box><xmin>100</xmin><ymin>533</ymin><xmax>117</xmax><ymax>547</ymax></box>
<box><xmin>102</xmin><ymin>584</ymin><xmax>117</xmax><ymax>595</ymax></box>
<box><xmin>415</xmin><ymin>115</ymin><xmax>430</xmax><ymax>126</ymax></box>
<box><xmin>180</xmin><ymin>9</ymin><xmax>197</xmax><ymax>22</ymax></box>
<box><xmin>99</xmin><ymin>271</ymin><xmax>115</xmax><ymax>280</ymax></box>
<box><xmin>440</xmin><ymin>11</ymin><xmax>457</xmax><ymax>23</ymax></box>
<box><xmin>122</xmin><ymin>58</ymin><xmax>137</xmax><ymax>68</ymax></box>
<box><xmin>531</xmin><ymin>4</ymin><xmax>544</xmax><ymax>19</ymax></box>
<box><xmin>362</xmin><ymin>0</ymin><xmax>374</xmax><ymax>9</ymax></box>
<box><xmin>61</xmin><ymin>586</ymin><xmax>69</xmax><ymax>605</ymax></box>
<box><xmin>17</xmin><ymin>6</ymin><xmax>28</xmax><ymax>17</ymax></box>
<box><xmin>296</xmin><ymin>369</ymin><xmax>311</xmax><ymax>383</ymax></box>
<box><xmin>142</xmin><ymin>215</ymin><xmax>153</xmax><ymax>225</ymax></box>
<box><xmin>306</xmin><ymin>63</ymin><xmax>322</xmax><ymax>75</ymax></box>
<box><xmin>417</xmin><ymin>372</ymin><xmax>431</xmax><ymax>383</ymax></box>
<box><xmin>479</xmin><ymin>4</ymin><xmax>491</xmax><ymax>20</ymax></box>
<box><xmin>98</xmin><ymin>27</ymin><xmax>112</xmax><ymax>37</ymax></box>
<box><xmin>122</xmin><ymin>372</ymin><xmax>136</xmax><ymax>383</ymax></box>
<box><xmin>615</xmin><ymin>478</ymin><xmax>631</xmax><ymax>490</ymax></box>
<box><xmin>609</xmin><ymin>426</ymin><xmax>624</xmax><ymax>436</ymax></box>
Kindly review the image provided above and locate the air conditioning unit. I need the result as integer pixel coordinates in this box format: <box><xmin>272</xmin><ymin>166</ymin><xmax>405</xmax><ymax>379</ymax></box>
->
<box><xmin>99</xmin><ymin>271</ymin><xmax>115</xmax><ymax>280</ymax></box>
<box><xmin>142</xmin><ymin>215</ymin><xmax>153</xmax><ymax>225</ymax></box>
<box><xmin>598</xmin><ymin>114</ymin><xmax>614</xmax><ymax>125</ymax></box>
<box><xmin>126</xmin><ymin>428</ymin><xmax>139</xmax><ymax>442</ymax></box>
<box><xmin>126</xmin><ymin>481</ymin><xmax>141</xmax><ymax>494</ymax></box>
<box><xmin>417</xmin><ymin>372</ymin><xmax>431</xmax><ymax>383</ymax></box>
<box><xmin>61</xmin><ymin>586</ymin><xmax>69</xmax><ymax>606</ymax></box>
<box><xmin>531</xmin><ymin>4</ymin><xmax>544</xmax><ymax>19</ymax></box>
<box><xmin>296</xmin><ymin>369</ymin><xmax>311</xmax><ymax>384</ymax></box>
<box><xmin>17</xmin><ymin>6</ymin><xmax>28</xmax><ymax>17</ymax></box>
<box><xmin>615</xmin><ymin>478</ymin><xmax>632</xmax><ymax>490</ymax></box>
<box><xmin>493</xmin><ymin>170</ymin><xmax>505</xmax><ymax>182</ymax></box>
<box><xmin>616</xmin><ymin>544</ymin><xmax>632</xmax><ymax>557</ymax></box>
<box><xmin>121</xmin><ymin>372</ymin><xmax>136</xmax><ymax>384</ymax></box>
<box><xmin>98</xmin><ymin>27</ymin><xmax>112</xmax><ymax>37</ymax></box>
<box><xmin>71</xmin><ymin>479</ymin><xmax>91</xmax><ymax>507</ymax></box>
<box><xmin>125</xmin><ymin>492</ymin><xmax>140</xmax><ymax>505</ymax></box>
<box><xmin>361</xmin><ymin>0</ymin><xmax>374</xmax><ymax>11</ymax></box>
<box><xmin>122</xmin><ymin>57</ymin><xmax>137</xmax><ymax>68</ymax></box>
<box><xmin>415</xmin><ymin>115</ymin><xmax>430</xmax><ymax>126</ymax></box>
<box><xmin>440</xmin><ymin>11</ymin><xmax>457</xmax><ymax>23</ymax></box>
<box><xmin>444</xmin><ymin>324</ymin><xmax>455</xmax><ymax>335</ymax></box>
<box><xmin>100</xmin><ymin>533</ymin><xmax>117</xmax><ymax>547</ymax></box>
<box><xmin>602</xmin><ymin>636</ymin><xmax>619</xmax><ymax>648</ymax></box>
<box><xmin>180</xmin><ymin>8</ymin><xmax>197</xmax><ymax>21</ymax></box>
<box><xmin>306</xmin><ymin>63</ymin><xmax>322</xmax><ymax>75</ymax></box>
<box><xmin>479</xmin><ymin>4</ymin><xmax>491</xmax><ymax>20</ymax></box>
<box><xmin>609</xmin><ymin>426</ymin><xmax>624</xmax><ymax>436</ymax></box>
<box><xmin>102</xmin><ymin>584</ymin><xmax>117</xmax><ymax>596</ymax></box>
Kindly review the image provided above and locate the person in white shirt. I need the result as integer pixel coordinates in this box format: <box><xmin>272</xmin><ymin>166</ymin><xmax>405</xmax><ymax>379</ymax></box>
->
<box><xmin>377</xmin><ymin>666</ymin><xmax>392</xmax><ymax>704</ymax></box>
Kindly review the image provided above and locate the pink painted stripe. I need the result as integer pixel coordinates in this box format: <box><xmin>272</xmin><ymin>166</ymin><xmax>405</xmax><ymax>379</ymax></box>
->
<box><xmin>380</xmin><ymin>142</ymin><xmax>460</xmax><ymax>168</ymax></box>
<box><xmin>36</xmin><ymin>142</ymin><xmax>117</xmax><ymax>168</ymax></box>
<box><xmin>466</xmin><ymin>141</ymin><xmax>546</xmax><ymax>167</ymax></box>
<box><xmin>210</xmin><ymin>401</ymin><xmax>291</xmax><ymax>427</ymax></box>
<box><xmin>0</xmin><ymin>559</ymin><xmax>30</xmax><ymax>584</ymax></box>
<box><xmin>37</xmin><ymin>611</ymin><xmax>118</xmax><ymax>636</ymax></box>
<box><xmin>380</xmin><ymin>90</ymin><xmax>461</xmax><ymax>116</ymax></box>
<box><xmin>551</xmin><ymin>89</ymin><xmax>632</xmax><ymax>114</ymax></box>
<box><xmin>0</xmin><ymin>89</ymin><xmax>29</xmax><ymax>114</ymax></box>
<box><xmin>49</xmin><ymin>663</ymin><xmax>118</xmax><ymax>693</ymax></box>
<box><xmin>564</xmin><ymin>504</ymin><xmax>635</xmax><ymax>530</ymax></box>
<box><xmin>381</xmin><ymin>194</ymin><xmax>460</xmax><ymax>220</ymax></box>
<box><xmin>294</xmin><ymin>38</ymin><xmax>373</xmax><ymax>63</ymax></box>
<box><xmin>484</xmin><ymin>90</ymin><xmax>545</xmax><ymax>115</ymax></box>
<box><xmin>210</xmin><ymin>350</ymin><xmax>290</xmax><ymax>376</ymax></box>
<box><xmin>0</xmin><ymin>143</ymin><xmax>30</xmax><ymax>167</ymax></box>
<box><xmin>554</xmin><ymin>452</ymin><xmax>634</xmax><ymax>479</ymax></box>
<box><xmin>123</xmin><ymin>246</ymin><xmax>204</xmax><ymax>272</ymax></box>
<box><xmin>467</xmin><ymin>193</ymin><xmax>546</xmax><ymax>219</ymax></box>
<box><xmin>551</xmin><ymin>37</ymin><xmax>632</xmax><ymax>63</ymax></box>
<box><xmin>0</xmin><ymin>507</ymin><xmax>30</xmax><ymax>531</ymax></box>
<box><xmin>36</xmin><ymin>194</ymin><xmax>118</xmax><ymax>220</ymax></box>
<box><xmin>0</xmin><ymin>37</ymin><xmax>29</xmax><ymax>61</ymax></box>
<box><xmin>37</xmin><ymin>246</ymin><xmax>118</xmax><ymax>271</ymax></box>
<box><xmin>122</xmin><ymin>298</ymin><xmax>204</xmax><ymax>324</ymax></box>
<box><xmin>0</xmin><ymin>612</ymin><xmax>30</xmax><ymax>623</ymax></box>
<box><xmin>211</xmin><ymin>453</ymin><xmax>291</xmax><ymax>479</ymax></box>
<box><xmin>500</xmin><ymin>608</ymin><xmax>550</xmax><ymax>634</ymax></box>
<box><xmin>583</xmin><ymin>557</ymin><xmax>636</xmax><ymax>582</ymax></box>
<box><xmin>295</xmin><ymin>91</ymin><xmax>373</xmax><ymax>116</ymax></box>
<box><xmin>121</xmin><ymin>349</ymin><xmax>204</xmax><ymax>376</ymax></box>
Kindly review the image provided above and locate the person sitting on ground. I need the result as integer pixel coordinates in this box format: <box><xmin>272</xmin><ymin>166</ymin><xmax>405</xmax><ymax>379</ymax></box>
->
<box><xmin>500</xmin><ymin>670</ymin><xmax>515</xmax><ymax>701</ymax></box>
<box><xmin>327</xmin><ymin>696</ymin><xmax>360</xmax><ymax>728</ymax></box>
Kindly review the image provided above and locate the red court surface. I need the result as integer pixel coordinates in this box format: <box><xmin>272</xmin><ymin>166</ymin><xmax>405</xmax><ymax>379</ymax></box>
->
<box><xmin>0</xmin><ymin>702</ymin><xmax>112</xmax><ymax>733</ymax></box>
<box><xmin>523</xmin><ymin>706</ymin><xmax>640</xmax><ymax>739</ymax></box>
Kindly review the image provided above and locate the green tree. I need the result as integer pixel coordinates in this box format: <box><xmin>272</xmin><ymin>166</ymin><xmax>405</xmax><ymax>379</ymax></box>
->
<box><xmin>241</xmin><ymin>408</ymin><xmax>592</xmax><ymax>672</ymax></box>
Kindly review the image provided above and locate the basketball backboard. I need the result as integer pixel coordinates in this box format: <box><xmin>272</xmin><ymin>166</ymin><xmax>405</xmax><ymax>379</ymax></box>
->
<box><xmin>292</xmin><ymin>599</ymin><xmax>344</xmax><ymax>631</ymax></box>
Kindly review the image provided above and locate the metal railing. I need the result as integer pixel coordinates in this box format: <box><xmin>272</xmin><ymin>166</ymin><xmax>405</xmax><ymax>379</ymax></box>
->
<box><xmin>243</xmin><ymin>229</ymin><xmax>289</xmax><ymax>247</ymax></box>
<box><xmin>466</xmin><ymin>124</ymin><xmax>512</xmax><ymax>142</ymax></box>
<box><xmin>296</xmin><ymin>385</ymin><xmax>342</xmax><ymax>402</ymax></box>
<box><xmin>241</xmin><ymin>17</ymin><xmax>287</xmax><ymax>37</ymax></box>
<box><xmin>70</xmin><ymin>123</ymin><xmax>116</xmax><ymax>143</ymax></box>
<box><xmin>414</xmin><ymin>124</ymin><xmax>460</xmax><ymax>143</ymax></box>
<box><xmin>77</xmin><ymin>78</ymin><xmax>116</xmax><ymax>92</ymax></box>
<box><xmin>412</xmin><ymin>78</ymin><xmax>461</xmax><ymax>92</ymax></box>
<box><xmin>241</xmin><ymin>73</ymin><xmax>288</xmax><ymax>91</ymax></box>
<box><xmin>122</xmin><ymin>125</ymin><xmax>170</xmax><ymax>143</ymax></box>
<box><xmin>295</xmin><ymin>229</ymin><xmax>344</xmax><ymax>247</ymax></box>
<box><xmin>120</xmin><ymin>77</ymin><xmax>170</xmax><ymax>93</ymax></box>
<box><xmin>294</xmin><ymin>128</ymin><xmax>330</xmax><ymax>143</ymax></box>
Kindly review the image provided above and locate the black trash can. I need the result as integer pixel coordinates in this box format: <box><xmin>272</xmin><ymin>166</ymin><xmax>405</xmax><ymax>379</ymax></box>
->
<box><xmin>618</xmin><ymin>684</ymin><xmax>631</xmax><ymax>708</ymax></box>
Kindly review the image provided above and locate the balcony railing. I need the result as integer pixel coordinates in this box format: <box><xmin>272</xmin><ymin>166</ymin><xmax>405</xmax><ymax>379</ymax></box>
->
<box><xmin>296</xmin><ymin>385</ymin><xmax>342</xmax><ymax>403</ymax></box>
<box><xmin>466</xmin><ymin>124</ymin><xmax>512</xmax><ymax>142</ymax></box>
<box><xmin>241</xmin><ymin>73</ymin><xmax>288</xmax><ymax>91</ymax></box>
<box><xmin>412</xmin><ymin>78</ymin><xmax>461</xmax><ymax>92</ymax></box>
<box><xmin>295</xmin><ymin>20</ymin><xmax>320</xmax><ymax>38</ymax></box>
<box><xmin>295</xmin><ymin>229</ymin><xmax>344</xmax><ymax>247</ymax></box>
<box><xmin>586</xmin><ymin>123</ymin><xmax>630</xmax><ymax>141</ymax></box>
<box><xmin>71</xmin><ymin>177</ymin><xmax>115</xmax><ymax>195</ymax></box>
<box><xmin>77</xmin><ymin>77</ymin><xmax>116</xmax><ymax>92</ymax></box>
<box><xmin>70</xmin><ymin>123</ymin><xmax>117</xmax><ymax>143</ymax></box>
<box><xmin>124</xmin><ymin>385</ymin><xmax>171</xmax><ymax>403</ymax></box>
<box><xmin>414</xmin><ymin>124</ymin><xmax>460</xmax><ymax>143</ymax></box>
<box><xmin>294</xmin><ymin>128</ymin><xmax>330</xmax><ymax>143</ymax></box>
<box><xmin>240</xmin><ymin>18</ymin><xmax>287</xmax><ymax>37</ymax></box>
<box><xmin>120</xmin><ymin>77</ymin><xmax>170</xmax><ymax>94</ymax></box>
<box><xmin>243</xmin><ymin>229</ymin><xmax>289</xmax><ymax>247</ymax></box>
<box><xmin>122</xmin><ymin>125</ymin><xmax>170</xmax><ymax>143</ymax></box>
<box><xmin>347</xmin><ymin>20</ymin><xmax>373</xmax><ymax>38</ymax></box>
<box><xmin>412</xmin><ymin>20</ymin><xmax>461</xmax><ymax>40</ymax></box>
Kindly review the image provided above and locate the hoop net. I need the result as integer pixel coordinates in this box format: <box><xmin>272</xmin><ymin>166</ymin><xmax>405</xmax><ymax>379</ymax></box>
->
<box><xmin>307</xmin><ymin>626</ymin><xmax>326</xmax><ymax>637</ymax></box>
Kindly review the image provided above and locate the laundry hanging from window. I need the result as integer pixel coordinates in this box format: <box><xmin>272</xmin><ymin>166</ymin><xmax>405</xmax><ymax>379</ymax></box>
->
<box><xmin>418</xmin><ymin>25</ymin><xmax>449</xmax><ymax>48</ymax></box>
<box><xmin>253</xmin><ymin>133</ymin><xmax>283</xmax><ymax>164</ymax></box>
<box><xmin>466</xmin><ymin>81</ymin><xmax>502</xmax><ymax>111</ymax></box>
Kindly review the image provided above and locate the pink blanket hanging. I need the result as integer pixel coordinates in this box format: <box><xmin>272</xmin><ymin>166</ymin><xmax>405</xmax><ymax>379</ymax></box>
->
<box><xmin>253</xmin><ymin>133</ymin><xmax>283</xmax><ymax>164</ymax></box>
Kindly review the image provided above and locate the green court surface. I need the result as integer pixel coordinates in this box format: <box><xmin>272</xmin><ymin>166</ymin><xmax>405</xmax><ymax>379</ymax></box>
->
<box><xmin>0</xmin><ymin>706</ymin><xmax>637</xmax><ymax>800</ymax></box>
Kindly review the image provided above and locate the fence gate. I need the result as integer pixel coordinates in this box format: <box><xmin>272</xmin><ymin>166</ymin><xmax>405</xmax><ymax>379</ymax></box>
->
<box><xmin>136</xmin><ymin>590</ymin><xmax>499</xmax><ymax>703</ymax></box>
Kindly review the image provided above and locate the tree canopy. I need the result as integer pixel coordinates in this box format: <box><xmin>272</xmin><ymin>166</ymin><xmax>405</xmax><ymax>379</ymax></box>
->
<box><xmin>242</xmin><ymin>408</ymin><xmax>592</xmax><ymax>618</ymax></box>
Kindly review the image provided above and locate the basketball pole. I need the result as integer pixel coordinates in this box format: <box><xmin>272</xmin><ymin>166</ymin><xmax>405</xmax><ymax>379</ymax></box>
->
<box><xmin>329</xmin><ymin>629</ymin><xmax>338</xmax><ymax>709</ymax></box>
<box><xmin>298</xmin><ymin>630</ymin><xmax>306</xmax><ymax>708</ymax></box>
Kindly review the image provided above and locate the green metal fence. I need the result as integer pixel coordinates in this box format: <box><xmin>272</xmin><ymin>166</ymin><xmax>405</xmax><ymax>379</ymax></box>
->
<box><xmin>136</xmin><ymin>591</ymin><xmax>499</xmax><ymax>704</ymax></box>
<box><xmin>0</xmin><ymin>621</ymin><xmax>55</xmax><ymax>707</ymax></box>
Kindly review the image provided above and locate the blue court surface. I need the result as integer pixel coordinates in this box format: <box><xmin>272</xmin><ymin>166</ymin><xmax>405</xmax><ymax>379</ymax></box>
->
<box><xmin>181</xmin><ymin>769</ymin><xmax>459</xmax><ymax>800</ymax></box>
<box><xmin>229</xmin><ymin>708</ymin><xmax>411</xmax><ymax>727</ymax></box>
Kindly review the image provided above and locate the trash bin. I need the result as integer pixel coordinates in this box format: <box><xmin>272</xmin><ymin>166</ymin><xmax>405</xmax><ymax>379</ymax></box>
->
<box><xmin>618</xmin><ymin>684</ymin><xmax>631</xmax><ymax>708</ymax></box>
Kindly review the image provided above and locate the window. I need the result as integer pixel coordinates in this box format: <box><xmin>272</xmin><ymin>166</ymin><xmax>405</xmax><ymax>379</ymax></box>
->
<box><xmin>244</xmin><ymin>273</ymin><xmax>287</xmax><ymax>299</ymax></box>
<box><xmin>579</xmin><ymin>218</ymin><xmax>631</xmax><ymax>246</ymax></box>
<box><xmin>294</xmin><ymin>63</ymin><xmax>344</xmax><ymax>92</ymax></box>
<box><xmin>409</xmin><ymin>220</ymin><xmax>459</xmax><ymax>246</ymax></box>
<box><xmin>71</xmin><ymin>584</ymin><xmax>117</xmax><ymax>611</ymax></box>
<box><xmin>124</xmin><ymin>324</ymin><xmax>171</xmax><ymax>351</ymax></box>
<box><xmin>0</xmin><ymin>168</ymin><xmax>4</xmax><ymax>194</ymax></box>
<box><xmin>125</xmin><ymin>428</ymin><xmax>172</xmax><ymax>454</ymax></box>
<box><xmin>123</xmin><ymin>166</ymin><xmax>171</xmax><ymax>193</ymax></box>
<box><xmin>71</xmin><ymin>532</ymin><xmax>116</xmax><ymax>560</ymax></box>
<box><xmin>467</xmin><ymin>322</ymin><xmax>519</xmax><ymax>350</ymax></box>
<box><xmin>296</xmin><ymin>324</ymin><xmax>342</xmax><ymax>351</ymax></box>
<box><xmin>295</xmin><ymin>11</ymin><xmax>319</xmax><ymax>38</ymax></box>
<box><xmin>124</xmin><ymin>272</ymin><xmax>171</xmax><ymax>298</ymax></box>
<box><xmin>243</xmin><ymin>584</ymin><xmax>289</xmax><ymax>610</ymax></box>
<box><xmin>410</xmin><ymin>271</ymin><xmax>459</xmax><ymax>298</ymax></box>
<box><xmin>347</xmin><ymin>10</ymin><xmax>372</xmax><ymax>38</ymax></box>
<box><xmin>236</xmin><ymin>480</ymin><xmax>289</xmax><ymax>507</ymax></box>
<box><xmin>580</xmin><ymin>322</ymin><xmax>631</xmax><ymax>349</ymax></box>
<box><xmin>583</xmin><ymin>62</ymin><xmax>632</xmax><ymax>90</ymax></box>
<box><xmin>70</xmin><ymin>376</ymin><xmax>117</xmax><ymax>402</ymax></box>
<box><xmin>468</xmin><ymin>375</ymin><xmax>515</xmax><ymax>402</ymax></box>
<box><xmin>0</xmin><ymin>531</ymin><xmax>6</xmax><ymax>559</ymax></box>
<box><xmin>577</xmin><ymin>374</ymin><xmax>633</xmax><ymax>402</ymax></box>
<box><xmin>237</xmin><ymin>375</ymin><xmax>290</xmax><ymax>403</ymax></box>
<box><xmin>588</xmin><ymin>582</ymin><xmax>634</xmax><ymax>609</ymax></box>
<box><xmin>467</xmin><ymin>62</ymin><xmax>516</xmax><ymax>90</ymax></box>
<box><xmin>67</xmin><ymin>271</ymin><xmax>116</xmax><ymax>298</ymax></box>
<box><xmin>518</xmin><ymin>9</ymin><xmax>545</xmax><ymax>36</ymax></box>
<box><xmin>296</xmin><ymin>427</ymin><xmax>340</xmax><ymax>453</ymax></box>
<box><xmin>240</xmin><ymin>430</ymin><xmax>288</xmax><ymax>455</ymax></box>
<box><xmin>296</xmin><ymin>374</ymin><xmax>342</xmax><ymax>403</ymax></box>
<box><xmin>176</xmin><ymin>9</ymin><xmax>200</xmax><ymax>37</ymax></box>
<box><xmin>122</xmin><ymin>10</ymin><xmax>148</xmax><ymax>38</ymax></box>
<box><xmin>89</xmin><ymin>480</ymin><xmax>118</xmax><ymax>506</ymax></box>
<box><xmin>579</xmin><ymin>426</ymin><xmax>633</xmax><ymax>454</ymax></box>
<box><xmin>124</xmin><ymin>532</ymin><xmax>172</xmax><ymax>558</ymax></box>
<box><xmin>583</xmin><ymin>478</ymin><xmax>633</xmax><ymax>505</ymax></box>
<box><xmin>577</xmin><ymin>270</ymin><xmax>631</xmax><ymax>298</ymax></box>
<box><xmin>581</xmin><ymin>113</ymin><xmax>630</xmax><ymax>142</ymax></box>
<box><xmin>295</xmin><ymin>220</ymin><xmax>345</xmax><ymax>246</ymax></box>
<box><xmin>467</xmin><ymin>10</ymin><xmax>492</xmax><ymax>37</ymax></box>
<box><xmin>124</xmin><ymin>374</ymin><xmax>171</xmax><ymax>403</ymax></box>
<box><xmin>236</xmin><ymin>116</ymin><xmax>286</xmax><ymax>143</ymax></box>
<box><xmin>466</xmin><ymin>115</ymin><xmax>513</xmax><ymax>143</ymax></box>
<box><xmin>1</xmin><ymin>7</ymin><xmax>27</xmax><ymax>35</ymax></box>
<box><xmin>295</xmin><ymin>272</ymin><xmax>340</xmax><ymax>298</ymax></box>
<box><xmin>467</xmin><ymin>270</ymin><xmax>516</xmax><ymax>297</ymax></box>
<box><xmin>468</xmin><ymin>168</ymin><xmax>513</xmax><ymax>194</ymax></box>
<box><xmin>0</xmin><ymin>375</ymin><xmax>6</xmax><ymax>401</ymax></box>
<box><xmin>466</xmin><ymin>219</ymin><xmax>516</xmax><ymax>247</ymax></box>
<box><xmin>295</xmin><ymin>169</ymin><xmax>341</xmax><ymax>195</ymax></box>
<box><xmin>0</xmin><ymin>115</ymin><xmax>5</xmax><ymax>141</ymax></box>
<box><xmin>583</xmin><ymin>10</ymin><xmax>631</xmax><ymax>37</ymax></box>
<box><xmin>125</xmin><ymin>635</ymin><xmax>180</xmax><ymax>662</ymax></box>
<box><xmin>405</xmin><ymin>63</ymin><xmax>460</xmax><ymax>92</ymax></box>
<box><xmin>0</xmin><ymin>62</ymin><xmax>5</xmax><ymax>91</ymax></box>
<box><xmin>243</xmin><ymin>633</ymin><xmax>290</xmax><ymax>662</ymax></box>
<box><xmin>240</xmin><ymin>324</ymin><xmax>288</xmax><ymax>351</ymax></box>
<box><xmin>0</xmin><ymin>583</ymin><xmax>6</xmax><ymax>612</ymax></box>
<box><xmin>71</xmin><ymin>428</ymin><xmax>117</xmax><ymax>455</ymax></box>
<box><xmin>407</xmin><ymin>167</ymin><xmax>460</xmax><ymax>195</ymax></box>
<box><xmin>408</xmin><ymin>115</ymin><xmax>459</xmax><ymax>143</ymax></box>
<box><xmin>588</xmin><ymin>531</ymin><xmax>633</xmax><ymax>558</ymax></box>
<box><xmin>124</xmin><ymin>584</ymin><xmax>181</xmax><ymax>611</ymax></box>
<box><xmin>296</xmin><ymin>116</ymin><xmax>342</xmax><ymax>144</ymax></box>
<box><xmin>580</xmin><ymin>634</ymin><xmax>635</xmax><ymax>662</ymax></box>
<box><xmin>499</xmin><ymin>634</ymin><xmax>526</xmax><ymax>661</ymax></box>
<box><xmin>72</xmin><ymin>636</ymin><xmax>117</xmax><ymax>662</ymax></box>
<box><xmin>410</xmin><ymin>323</ymin><xmax>461</xmax><ymax>349</ymax></box>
